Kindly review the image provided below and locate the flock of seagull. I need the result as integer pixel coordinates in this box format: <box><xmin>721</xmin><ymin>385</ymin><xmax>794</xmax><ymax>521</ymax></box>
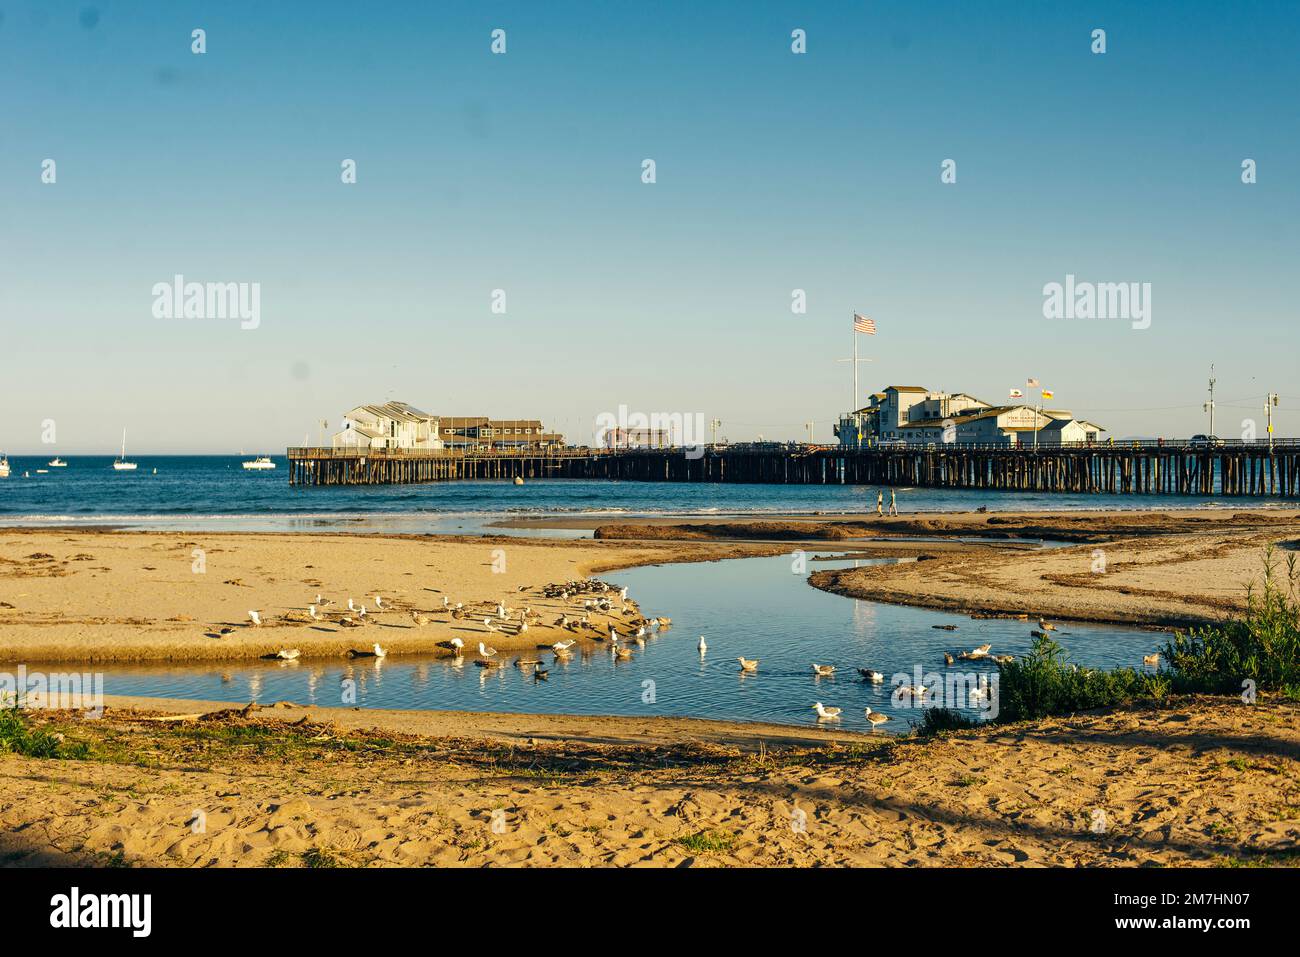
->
<box><xmin>238</xmin><ymin>578</ymin><xmax>669</xmax><ymax>681</ymax></box>
<box><xmin>238</xmin><ymin>586</ymin><xmax>1165</xmax><ymax>725</ymax></box>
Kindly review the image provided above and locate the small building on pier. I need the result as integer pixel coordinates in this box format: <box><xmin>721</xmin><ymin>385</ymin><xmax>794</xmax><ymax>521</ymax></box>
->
<box><xmin>332</xmin><ymin>402</ymin><xmax>444</xmax><ymax>451</ymax></box>
<box><xmin>836</xmin><ymin>385</ymin><xmax>1104</xmax><ymax>447</ymax></box>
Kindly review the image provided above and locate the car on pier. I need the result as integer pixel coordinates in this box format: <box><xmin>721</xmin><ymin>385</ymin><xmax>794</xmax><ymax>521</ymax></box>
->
<box><xmin>1188</xmin><ymin>434</ymin><xmax>1225</xmax><ymax>447</ymax></box>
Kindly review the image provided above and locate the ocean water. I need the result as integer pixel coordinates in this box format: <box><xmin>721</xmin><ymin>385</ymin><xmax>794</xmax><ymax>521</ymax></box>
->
<box><xmin>79</xmin><ymin>555</ymin><xmax>1164</xmax><ymax>733</ymax></box>
<box><xmin>0</xmin><ymin>455</ymin><xmax>1287</xmax><ymax>535</ymax></box>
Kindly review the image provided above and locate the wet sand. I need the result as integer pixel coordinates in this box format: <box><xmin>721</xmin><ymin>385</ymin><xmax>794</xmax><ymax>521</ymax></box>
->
<box><xmin>0</xmin><ymin>528</ymin><xmax>786</xmax><ymax>663</ymax></box>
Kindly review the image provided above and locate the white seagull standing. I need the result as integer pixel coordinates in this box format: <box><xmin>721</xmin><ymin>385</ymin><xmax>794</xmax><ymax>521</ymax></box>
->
<box><xmin>864</xmin><ymin>707</ymin><xmax>890</xmax><ymax>729</ymax></box>
<box><xmin>373</xmin><ymin>643</ymin><xmax>387</xmax><ymax>658</ymax></box>
<box><xmin>448</xmin><ymin>637</ymin><xmax>464</xmax><ymax>652</ymax></box>
<box><xmin>811</xmin><ymin>702</ymin><xmax>842</xmax><ymax>721</ymax></box>
<box><xmin>374</xmin><ymin>594</ymin><xmax>385</xmax><ymax>609</ymax></box>
<box><xmin>479</xmin><ymin>641</ymin><xmax>498</xmax><ymax>659</ymax></box>
<box><xmin>347</xmin><ymin>597</ymin><xmax>356</xmax><ymax>612</ymax></box>
<box><xmin>248</xmin><ymin>610</ymin><xmax>262</xmax><ymax>627</ymax></box>
<box><xmin>308</xmin><ymin>605</ymin><xmax>319</xmax><ymax>620</ymax></box>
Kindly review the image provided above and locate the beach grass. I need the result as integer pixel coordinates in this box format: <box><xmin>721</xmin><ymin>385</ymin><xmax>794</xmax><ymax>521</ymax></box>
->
<box><xmin>674</xmin><ymin>830</ymin><xmax>736</xmax><ymax>854</ymax></box>
<box><xmin>1162</xmin><ymin>547</ymin><xmax>1300</xmax><ymax>700</ymax></box>
<box><xmin>0</xmin><ymin>704</ymin><xmax>89</xmax><ymax>759</ymax></box>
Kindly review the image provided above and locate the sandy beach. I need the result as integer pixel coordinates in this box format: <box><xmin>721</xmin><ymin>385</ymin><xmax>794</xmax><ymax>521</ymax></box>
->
<box><xmin>2</xmin><ymin>695</ymin><xmax>1295</xmax><ymax>867</ymax></box>
<box><xmin>0</xmin><ymin>529</ymin><xmax>787</xmax><ymax>663</ymax></box>
<box><xmin>4</xmin><ymin>512</ymin><xmax>1299</xmax><ymax>869</ymax></box>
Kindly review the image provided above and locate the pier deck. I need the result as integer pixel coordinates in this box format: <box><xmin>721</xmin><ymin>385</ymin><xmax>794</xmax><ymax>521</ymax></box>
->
<box><xmin>286</xmin><ymin>443</ymin><xmax>1300</xmax><ymax>497</ymax></box>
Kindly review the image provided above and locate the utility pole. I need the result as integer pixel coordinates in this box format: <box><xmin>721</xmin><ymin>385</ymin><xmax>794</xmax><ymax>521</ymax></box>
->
<box><xmin>1266</xmin><ymin>393</ymin><xmax>1279</xmax><ymax>451</ymax></box>
<box><xmin>710</xmin><ymin>418</ymin><xmax>721</xmax><ymax>447</ymax></box>
<box><xmin>1203</xmin><ymin>369</ymin><xmax>1217</xmax><ymax>437</ymax></box>
<box><xmin>805</xmin><ymin>420</ymin><xmax>814</xmax><ymax>445</ymax></box>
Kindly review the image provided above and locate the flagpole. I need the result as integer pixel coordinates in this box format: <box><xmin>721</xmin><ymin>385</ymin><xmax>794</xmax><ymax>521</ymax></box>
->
<box><xmin>853</xmin><ymin>314</ymin><xmax>861</xmax><ymax>448</ymax></box>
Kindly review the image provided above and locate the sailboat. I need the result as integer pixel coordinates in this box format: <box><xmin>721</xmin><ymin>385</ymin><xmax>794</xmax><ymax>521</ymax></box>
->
<box><xmin>48</xmin><ymin>457</ymin><xmax>67</xmax><ymax>467</ymax></box>
<box><xmin>113</xmin><ymin>430</ymin><xmax>138</xmax><ymax>471</ymax></box>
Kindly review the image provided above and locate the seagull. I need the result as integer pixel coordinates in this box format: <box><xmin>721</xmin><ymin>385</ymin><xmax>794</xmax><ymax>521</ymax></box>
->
<box><xmin>348</xmin><ymin>597</ymin><xmax>356</xmax><ymax>612</ymax></box>
<box><xmin>614</xmin><ymin>644</ymin><xmax>631</xmax><ymax>660</ymax></box>
<box><xmin>551</xmin><ymin>640</ymin><xmax>575</xmax><ymax>651</ymax></box>
<box><xmin>248</xmin><ymin>610</ymin><xmax>262</xmax><ymax>626</ymax></box>
<box><xmin>275</xmin><ymin>648</ymin><xmax>300</xmax><ymax>661</ymax></box>
<box><xmin>697</xmin><ymin>636</ymin><xmax>707</xmax><ymax>654</ymax></box>
<box><xmin>374</xmin><ymin>594</ymin><xmax>385</xmax><ymax>609</ymax></box>
<box><xmin>737</xmin><ymin>657</ymin><xmax>759</xmax><ymax>673</ymax></box>
<box><xmin>898</xmin><ymin>684</ymin><xmax>928</xmax><ymax>698</ymax></box>
<box><xmin>1038</xmin><ymin>620</ymin><xmax>1057</xmax><ymax>631</ymax></box>
<box><xmin>373</xmin><ymin>643</ymin><xmax>387</xmax><ymax>658</ymax></box>
<box><xmin>448</xmin><ymin>637</ymin><xmax>464</xmax><ymax>652</ymax></box>
<box><xmin>857</xmin><ymin>668</ymin><xmax>884</xmax><ymax>683</ymax></box>
<box><xmin>479</xmin><ymin>642</ymin><xmax>498</xmax><ymax>659</ymax></box>
<box><xmin>308</xmin><ymin>605</ymin><xmax>320</xmax><ymax>620</ymax></box>
<box><xmin>442</xmin><ymin>596</ymin><xmax>450</xmax><ymax>609</ymax></box>
<box><xmin>863</xmin><ymin>707</ymin><xmax>890</xmax><ymax>729</ymax></box>
<box><xmin>811</xmin><ymin>702</ymin><xmax>842</xmax><ymax>721</ymax></box>
<box><xmin>534</xmin><ymin>665</ymin><xmax>549</xmax><ymax>681</ymax></box>
<box><xmin>969</xmin><ymin>685</ymin><xmax>990</xmax><ymax>703</ymax></box>
<box><xmin>608</xmin><ymin>626</ymin><xmax>618</xmax><ymax>642</ymax></box>
<box><xmin>1142</xmin><ymin>653</ymin><xmax>1161</xmax><ymax>666</ymax></box>
<box><xmin>497</xmin><ymin>603</ymin><xmax>507</xmax><ymax>619</ymax></box>
<box><xmin>943</xmin><ymin>652</ymin><xmax>955</xmax><ymax>666</ymax></box>
<box><xmin>518</xmin><ymin>622</ymin><xmax>529</xmax><ymax>634</ymax></box>
<box><xmin>973</xmin><ymin>643</ymin><xmax>992</xmax><ymax>655</ymax></box>
<box><xmin>483</xmin><ymin>617</ymin><xmax>497</xmax><ymax>632</ymax></box>
<box><xmin>358</xmin><ymin>605</ymin><xmax>367</xmax><ymax>619</ymax></box>
<box><xmin>517</xmin><ymin>584</ymin><xmax>527</xmax><ymax>593</ymax></box>
<box><xmin>812</xmin><ymin>664</ymin><xmax>835</xmax><ymax>677</ymax></box>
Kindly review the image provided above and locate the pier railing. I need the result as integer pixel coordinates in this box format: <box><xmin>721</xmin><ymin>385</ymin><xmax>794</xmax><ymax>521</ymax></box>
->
<box><xmin>285</xmin><ymin>443</ymin><xmax>1300</xmax><ymax>496</ymax></box>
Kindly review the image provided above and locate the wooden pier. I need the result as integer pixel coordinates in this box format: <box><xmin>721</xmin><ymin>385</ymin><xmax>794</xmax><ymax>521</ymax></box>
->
<box><xmin>286</xmin><ymin>443</ymin><xmax>1300</xmax><ymax>497</ymax></box>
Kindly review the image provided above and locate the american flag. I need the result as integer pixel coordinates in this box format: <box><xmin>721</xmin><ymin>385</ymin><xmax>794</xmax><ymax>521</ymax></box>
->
<box><xmin>1027</xmin><ymin>377</ymin><xmax>1040</xmax><ymax>387</ymax></box>
<box><xmin>853</xmin><ymin>314</ymin><xmax>876</xmax><ymax>335</ymax></box>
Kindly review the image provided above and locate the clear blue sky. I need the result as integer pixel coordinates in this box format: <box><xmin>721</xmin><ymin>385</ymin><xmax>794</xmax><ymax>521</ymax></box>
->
<box><xmin>2</xmin><ymin>0</ymin><xmax>1297</xmax><ymax>452</ymax></box>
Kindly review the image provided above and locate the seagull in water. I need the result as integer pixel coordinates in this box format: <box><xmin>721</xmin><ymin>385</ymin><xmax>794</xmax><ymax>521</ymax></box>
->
<box><xmin>857</xmin><ymin>668</ymin><xmax>884</xmax><ymax>683</ymax></box>
<box><xmin>811</xmin><ymin>702</ymin><xmax>842</xmax><ymax>721</ymax></box>
<box><xmin>448</xmin><ymin>637</ymin><xmax>464</xmax><ymax>652</ymax></box>
<box><xmin>248</xmin><ymin>610</ymin><xmax>262</xmax><ymax>627</ymax></box>
<box><xmin>479</xmin><ymin>641</ymin><xmax>498</xmax><ymax>659</ymax></box>
<box><xmin>373</xmin><ymin>643</ymin><xmax>387</xmax><ymax>658</ymax></box>
<box><xmin>275</xmin><ymin>648</ymin><xmax>300</xmax><ymax>661</ymax></box>
<box><xmin>864</xmin><ymin>707</ymin><xmax>890</xmax><ymax>729</ymax></box>
<box><xmin>812</xmin><ymin>663</ymin><xmax>835</xmax><ymax>677</ymax></box>
<box><xmin>697</xmin><ymin>636</ymin><xmax>707</xmax><ymax>655</ymax></box>
<box><xmin>552</xmin><ymin>639</ymin><xmax>575</xmax><ymax>652</ymax></box>
<box><xmin>737</xmin><ymin>657</ymin><xmax>759</xmax><ymax>673</ymax></box>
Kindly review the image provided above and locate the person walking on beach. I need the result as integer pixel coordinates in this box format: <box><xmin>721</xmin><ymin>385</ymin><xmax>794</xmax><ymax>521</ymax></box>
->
<box><xmin>876</xmin><ymin>490</ymin><xmax>884</xmax><ymax>517</ymax></box>
<box><xmin>888</xmin><ymin>488</ymin><xmax>898</xmax><ymax>516</ymax></box>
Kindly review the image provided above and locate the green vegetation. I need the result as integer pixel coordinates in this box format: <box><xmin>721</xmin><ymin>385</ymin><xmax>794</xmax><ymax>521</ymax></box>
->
<box><xmin>996</xmin><ymin>632</ymin><xmax>1167</xmax><ymax>723</ymax></box>
<box><xmin>674</xmin><ymin>830</ymin><xmax>736</xmax><ymax>854</ymax></box>
<box><xmin>0</xmin><ymin>704</ymin><xmax>89</xmax><ymax>759</ymax></box>
<box><xmin>1161</xmin><ymin>547</ymin><xmax>1300</xmax><ymax>700</ymax></box>
<box><xmin>994</xmin><ymin>549</ymin><xmax>1300</xmax><ymax>723</ymax></box>
<box><xmin>916</xmin><ymin>708</ymin><xmax>981</xmax><ymax>736</ymax></box>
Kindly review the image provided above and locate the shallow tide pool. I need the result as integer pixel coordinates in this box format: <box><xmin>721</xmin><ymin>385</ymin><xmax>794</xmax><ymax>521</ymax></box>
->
<box><xmin>82</xmin><ymin>554</ymin><xmax>1165</xmax><ymax>735</ymax></box>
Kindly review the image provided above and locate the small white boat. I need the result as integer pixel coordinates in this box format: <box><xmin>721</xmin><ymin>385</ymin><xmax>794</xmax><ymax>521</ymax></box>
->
<box><xmin>48</xmin><ymin>457</ymin><xmax>67</xmax><ymax>467</ymax></box>
<box><xmin>0</xmin><ymin>455</ymin><xmax>10</xmax><ymax>478</ymax></box>
<box><xmin>113</xmin><ymin>429</ymin><xmax>138</xmax><ymax>471</ymax></box>
<box><xmin>242</xmin><ymin>455</ymin><xmax>276</xmax><ymax>471</ymax></box>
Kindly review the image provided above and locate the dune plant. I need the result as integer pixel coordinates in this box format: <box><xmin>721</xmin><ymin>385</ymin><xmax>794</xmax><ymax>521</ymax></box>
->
<box><xmin>1161</xmin><ymin>547</ymin><xmax>1300</xmax><ymax>700</ymax></box>
<box><xmin>996</xmin><ymin>632</ymin><xmax>1162</xmax><ymax>723</ymax></box>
